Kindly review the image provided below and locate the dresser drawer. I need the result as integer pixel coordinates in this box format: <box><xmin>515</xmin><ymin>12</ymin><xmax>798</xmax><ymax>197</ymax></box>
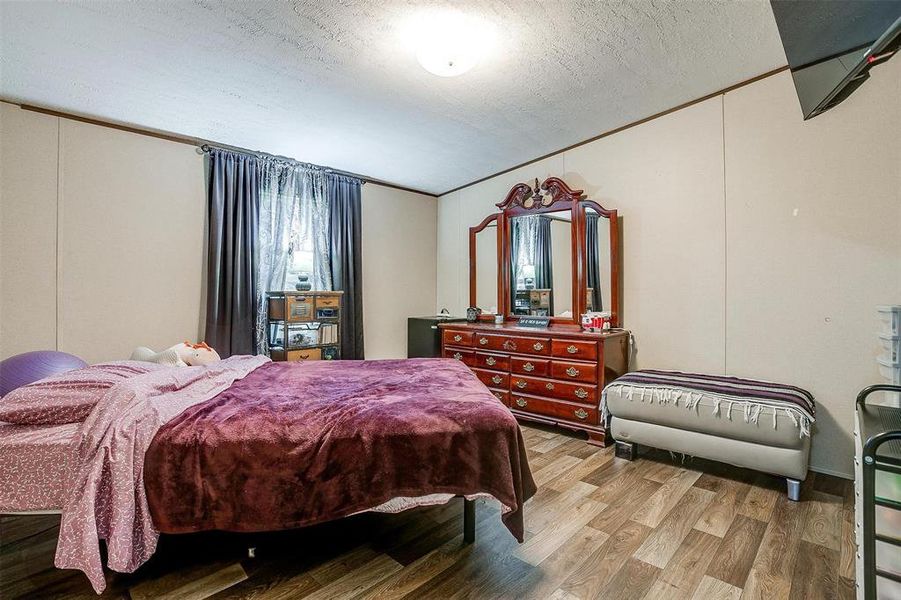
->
<box><xmin>474</xmin><ymin>333</ymin><xmax>551</xmax><ymax>355</ymax></box>
<box><xmin>443</xmin><ymin>329</ymin><xmax>473</xmax><ymax>346</ymax></box>
<box><xmin>511</xmin><ymin>356</ymin><xmax>549</xmax><ymax>376</ymax></box>
<box><xmin>550</xmin><ymin>360</ymin><xmax>598</xmax><ymax>384</ymax></box>
<box><xmin>509</xmin><ymin>393</ymin><xmax>598</xmax><ymax>425</ymax></box>
<box><xmin>490</xmin><ymin>389</ymin><xmax>509</xmax><ymax>406</ymax></box>
<box><xmin>509</xmin><ymin>375</ymin><xmax>597</xmax><ymax>405</ymax></box>
<box><xmin>315</xmin><ymin>295</ymin><xmax>341</xmax><ymax>308</ymax></box>
<box><xmin>286</xmin><ymin>295</ymin><xmax>314</xmax><ymax>322</ymax></box>
<box><xmin>286</xmin><ymin>348</ymin><xmax>321</xmax><ymax>361</ymax></box>
<box><xmin>552</xmin><ymin>339</ymin><xmax>598</xmax><ymax>361</ymax></box>
<box><xmin>474</xmin><ymin>352</ymin><xmax>510</xmax><ymax>371</ymax></box>
<box><xmin>473</xmin><ymin>368</ymin><xmax>509</xmax><ymax>389</ymax></box>
<box><xmin>270</xmin><ymin>348</ymin><xmax>322</xmax><ymax>361</ymax></box>
<box><xmin>444</xmin><ymin>347</ymin><xmax>476</xmax><ymax>366</ymax></box>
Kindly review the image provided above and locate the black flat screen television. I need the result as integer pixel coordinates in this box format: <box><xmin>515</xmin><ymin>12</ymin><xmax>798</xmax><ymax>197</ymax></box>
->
<box><xmin>770</xmin><ymin>1</ymin><xmax>901</xmax><ymax>119</ymax></box>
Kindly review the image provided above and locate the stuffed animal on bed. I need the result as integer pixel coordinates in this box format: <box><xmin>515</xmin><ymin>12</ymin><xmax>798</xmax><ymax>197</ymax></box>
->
<box><xmin>130</xmin><ymin>342</ymin><xmax>221</xmax><ymax>367</ymax></box>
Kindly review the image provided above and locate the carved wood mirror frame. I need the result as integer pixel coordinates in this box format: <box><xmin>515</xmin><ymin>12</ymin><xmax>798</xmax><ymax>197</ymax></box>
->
<box><xmin>468</xmin><ymin>177</ymin><xmax>620</xmax><ymax>327</ymax></box>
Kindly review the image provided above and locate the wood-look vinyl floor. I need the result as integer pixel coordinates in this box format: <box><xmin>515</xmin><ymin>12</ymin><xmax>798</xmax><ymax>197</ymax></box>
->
<box><xmin>0</xmin><ymin>423</ymin><xmax>855</xmax><ymax>599</ymax></box>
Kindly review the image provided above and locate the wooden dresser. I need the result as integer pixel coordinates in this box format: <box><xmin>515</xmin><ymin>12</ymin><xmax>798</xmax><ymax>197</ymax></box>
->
<box><xmin>440</xmin><ymin>322</ymin><xmax>628</xmax><ymax>445</ymax></box>
<box><xmin>457</xmin><ymin>176</ymin><xmax>630</xmax><ymax>446</ymax></box>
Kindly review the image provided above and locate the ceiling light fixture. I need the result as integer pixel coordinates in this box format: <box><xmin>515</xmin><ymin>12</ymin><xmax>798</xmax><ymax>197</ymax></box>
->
<box><xmin>406</xmin><ymin>10</ymin><xmax>496</xmax><ymax>77</ymax></box>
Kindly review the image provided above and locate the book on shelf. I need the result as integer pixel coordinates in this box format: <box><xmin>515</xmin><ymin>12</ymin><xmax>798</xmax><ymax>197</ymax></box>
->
<box><xmin>319</xmin><ymin>323</ymin><xmax>338</xmax><ymax>345</ymax></box>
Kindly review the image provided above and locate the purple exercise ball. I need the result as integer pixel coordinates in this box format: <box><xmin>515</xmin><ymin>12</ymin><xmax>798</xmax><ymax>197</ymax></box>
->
<box><xmin>0</xmin><ymin>351</ymin><xmax>88</xmax><ymax>397</ymax></box>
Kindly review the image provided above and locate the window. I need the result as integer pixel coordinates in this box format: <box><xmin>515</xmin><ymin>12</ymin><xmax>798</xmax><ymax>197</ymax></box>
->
<box><xmin>287</xmin><ymin>246</ymin><xmax>315</xmax><ymax>288</ymax></box>
<box><xmin>285</xmin><ymin>204</ymin><xmax>319</xmax><ymax>290</ymax></box>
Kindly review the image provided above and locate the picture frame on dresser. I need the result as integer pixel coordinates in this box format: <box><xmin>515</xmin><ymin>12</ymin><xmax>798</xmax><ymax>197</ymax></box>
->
<box><xmin>442</xmin><ymin>177</ymin><xmax>629</xmax><ymax>446</ymax></box>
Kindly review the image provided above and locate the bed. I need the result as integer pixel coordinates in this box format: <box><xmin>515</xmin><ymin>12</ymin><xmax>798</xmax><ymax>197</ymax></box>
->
<box><xmin>0</xmin><ymin>356</ymin><xmax>536</xmax><ymax>594</ymax></box>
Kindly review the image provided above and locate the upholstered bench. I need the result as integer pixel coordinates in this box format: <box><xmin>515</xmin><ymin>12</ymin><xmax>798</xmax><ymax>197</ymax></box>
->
<box><xmin>602</xmin><ymin>370</ymin><xmax>815</xmax><ymax>500</ymax></box>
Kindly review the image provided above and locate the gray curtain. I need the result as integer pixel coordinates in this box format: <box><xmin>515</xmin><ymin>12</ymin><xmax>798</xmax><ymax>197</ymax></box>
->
<box><xmin>204</xmin><ymin>148</ymin><xmax>261</xmax><ymax>358</ymax></box>
<box><xmin>585</xmin><ymin>214</ymin><xmax>603</xmax><ymax>311</ymax></box>
<box><xmin>328</xmin><ymin>175</ymin><xmax>364</xmax><ymax>359</ymax></box>
<box><xmin>510</xmin><ymin>219</ymin><xmax>521</xmax><ymax>313</ymax></box>
<box><xmin>534</xmin><ymin>216</ymin><xmax>554</xmax><ymax>314</ymax></box>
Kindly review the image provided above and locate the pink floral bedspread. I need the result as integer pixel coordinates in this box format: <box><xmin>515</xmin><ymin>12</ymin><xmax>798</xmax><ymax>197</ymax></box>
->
<box><xmin>0</xmin><ymin>422</ymin><xmax>79</xmax><ymax>511</ymax></box>
<box><xmin>53</xmin><ymin>355</ymin><xmax>269</xmax><ymax>593</ymax></box>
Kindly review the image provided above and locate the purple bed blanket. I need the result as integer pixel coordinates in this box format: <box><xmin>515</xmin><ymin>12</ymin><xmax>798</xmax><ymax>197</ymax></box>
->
<box><xmin>144</xmin><ymin>358</ymin><xmax>536</xmax><ymax>542</ymax></box>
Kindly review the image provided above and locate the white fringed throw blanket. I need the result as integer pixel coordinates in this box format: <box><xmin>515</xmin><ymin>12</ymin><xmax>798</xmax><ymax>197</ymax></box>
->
<box><xmin>602</xmin><ymin>369</ymin><xmax>816</xmax><ymax>438</ymax></box>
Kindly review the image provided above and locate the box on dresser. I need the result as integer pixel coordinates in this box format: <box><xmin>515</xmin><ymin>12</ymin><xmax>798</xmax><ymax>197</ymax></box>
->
<box><xmin>440</xmin><ymin>321</ymin><xmax>628</xmax><ymax>445</ymax></box>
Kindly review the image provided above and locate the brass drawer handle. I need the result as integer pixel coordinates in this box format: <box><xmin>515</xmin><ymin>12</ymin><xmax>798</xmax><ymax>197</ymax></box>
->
<box><xmin>566</xmin><ymin>367</ymin><xmax>580</xmax><ymax>377</ymax></box>
<box><xmin>574</xmin><ymin>388</ymin><xmax>588</xmax><ymax>399</ymax></box>
<box><xmin>515</xmin><ymin>380</ymin><xmax>527</xmax><ymax>389</ymax></box>
<box><xmin>491</xmin><ymin>375</ymin><xmax>503</xmax><ymax>385</ymax></box>
<box><xmin>515</xmin><ymin>397</ymin><xmax>527</xmax><ymax>408</ymax></box>
<box><xmin>494</xmin><ymin>392</ymin><xmax>504</xmax><ymax>401</ymax></box>
<box><xmin>574</xmin><ymin>408</ymin><xmax>588</xmax><ymax>420</ymax></box>
<box><xmin>453</xmin><ymin>334</ymin><xmax>463</xmax><ymax>342</ymax></box>
<box><xmin>479</xmin><ymin>337</ymin><xmax>489</xmax><ymax>345</ymax></box>
<box><xmin>486</xmin><ymin>356</ymin><xmax>497</xmax><ymax>366</ymax></box>
<box><xmin>453</xmin><ymin>352</ymin><xmax>463</xmax><ymax>360</ymax></box>
<box><xmin>523</xmin><ymin>362</ymin><xmax>535</xmax><ymax>372</ymax></box>
<box><xmin>545</xmin><ymin>382</ymin><xmax>554</xmax><ymax>390</ymax></box>
<box><xmin>566</xmin><ymin>345</ymin><xmax>578</xmax><ymax>354</ymax></box>
<box><xmin>533</xmin><ymin>342</ymin><xmax>544</xmax><ymax>351</ymax></box>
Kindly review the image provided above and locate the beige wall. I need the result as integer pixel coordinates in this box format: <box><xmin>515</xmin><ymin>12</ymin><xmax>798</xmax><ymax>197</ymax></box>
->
<box><xmin>56</xmin><ymin>119</ymin><xmax>207</xmax><ymax>364</ymax></box>
<box><xmin>436</xmin><ymin>62</ymin><xmax>901</xmax><ymax>477</ymax></box>
<box><xmin>360</xmin><ymin>184</ymin><xmax>437</xmax><ymax>359</ymax></box>
<box><xmin>0</xmin><ymin>105</ymin><xmax>59</xmax><ymax>356</ymax></box>
<box><xmin>0</xmin><ymin>102</ymin><xmax>436</xmax><ymax>362</ymax></box>
<box><xmin>722</xmin><ymin>67</ymin><xmax>901</xmax><ymax>478</ymax></box>
<box><xmin>1</xmin><ymin>103</ymin><xmax>207</xmax><ymax>364</ymax></box>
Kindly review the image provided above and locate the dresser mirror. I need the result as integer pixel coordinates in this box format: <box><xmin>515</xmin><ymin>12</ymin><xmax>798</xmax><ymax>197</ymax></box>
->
<box><xmin>469</xmin><ymin>177</ymin><xmax>620</xmax><ymax>327</ymax></box>
<box><xmin>509</xmin><ymin>211</ymin><xmax>573</xmax><ymax>317</ymax></box>
<box><xmin>469</xmin><ymin>214</ymin><xmax>501</xmax><ymax>314</ymax></box>
<box><xmin>579</xmin><ymin>198</ymin><xmax>619</xmax><ymax>324</ymax></box>
<box><xmin>585</xmin><ymin>206</ymin><xmax>612</xmax><ymax>312</ymax></box>
<box><xmin>471</xmin><ymin>219</ymin><xmax>499</xmax><ymax>312</ymax></box>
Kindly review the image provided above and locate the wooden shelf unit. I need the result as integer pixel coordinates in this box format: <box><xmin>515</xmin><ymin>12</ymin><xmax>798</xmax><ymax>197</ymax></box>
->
<box><xmin>266</xmin><ymin>291</ymin><xmax>343</xmax><ymax>361</ymax></box>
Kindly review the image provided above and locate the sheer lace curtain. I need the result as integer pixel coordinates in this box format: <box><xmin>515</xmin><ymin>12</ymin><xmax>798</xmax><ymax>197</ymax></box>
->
<box><xmin>513</xmin><ymin>215</ymin><xmax>553</xmax><ymax>287</ymax></box>
<box><xmin>513</xmin><ymin>216</ymin><xmax>541</xmax><ymax>269</ymax></box>
<box><xmin>254</xmin><ymin>160</ymin><xmax>332</xmax><ymax>354</ymax></box>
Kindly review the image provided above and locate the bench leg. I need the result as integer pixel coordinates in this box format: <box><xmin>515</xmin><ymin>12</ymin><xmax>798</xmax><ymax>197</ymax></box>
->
<box><xmin>615</xmin><ymin>441</ymin><xmax>637</xmax><ymax>461</ymax></box>
<box><xmin>463</xmin><ymin>498</ymin><xmax>475</xmax><ymax>543</ymax></box>
<box><xmin>786</xmin><ymin>478</ymin><xmax>801</xmax><ymax>502</ymax></box>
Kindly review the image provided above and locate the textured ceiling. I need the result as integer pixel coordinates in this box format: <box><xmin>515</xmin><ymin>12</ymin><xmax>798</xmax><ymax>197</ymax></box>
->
<box><xmin>0</xmin><ymin>1</ymin><xmax>787</xmax><ymax>195</ymax></box>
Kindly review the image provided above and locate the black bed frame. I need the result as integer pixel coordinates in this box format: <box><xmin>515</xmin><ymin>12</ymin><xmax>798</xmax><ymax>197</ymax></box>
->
<box><xmin>463</xmin><ymin>497</ymin><xmax>475</xmax><ymax>543</ymax></box>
